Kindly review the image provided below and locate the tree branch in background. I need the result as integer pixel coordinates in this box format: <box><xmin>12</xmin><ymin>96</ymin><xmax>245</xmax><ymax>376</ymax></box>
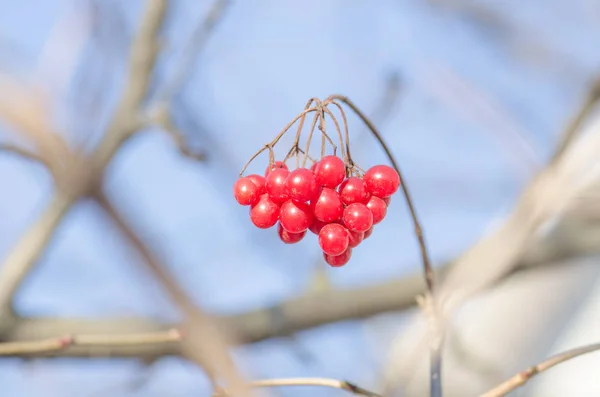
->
<box><xmin>0</xmin><ymin>0</ymin><xmax>167</xmax><ymax>316</ymax></box>
<box><xmin>94</xmin><ymin>192</ymin><xmax>249</xmax><ymax>396</ymax></box>
<box><xmin>0</xmin><ymin>328</ymin><xmax>181</xmax><ymax>357</ymax></box>
<box><xmin>245</xmin><ymin>378</ymin><xmax>382</xmax><ymax>397</ymax></box>
<box><xmin>0</xmin><ymin>143</ymin><xmax>45</xmax><ymax>165</ymax></box>
<box><xmin>480</xmin><ymin>342</ymin><xmax>600</xmax><ymax>397</ymax></box>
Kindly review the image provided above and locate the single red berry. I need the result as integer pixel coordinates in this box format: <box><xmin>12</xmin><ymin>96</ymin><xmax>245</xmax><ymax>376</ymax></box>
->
<box><xmin>246</xmin><ymin>174</ymin><xmax>266</xmax><ymax>196</ymax></box>
<box><xmin>314</xmin><ymin>155</ymin><xmax>346</xmax><ymax>188</ymax></box>
<box><xmin>324</xmin><ymin>247</ymin><xmax>352</xmax><ymax>267</ymax></box>
<box><xmin>311</xmin><ymin>188</ymin><xmax>343</xmax><ymax>222</ymax></box>
<box><xmin>265</xmin><ymin>161</ymin><xmax>289</xmax><ymax>176</ymax></box>
<box><xmin>338</xmin><ymin>176</ymin><xmax>369</xmax><ymax>205</ymax></box>
<box><xmin>280</xmin><ymin>200</ymin><xmax>313</xmax><ymax>233</ymax></box>
<box><xmin>285</xmin><ymin>168</ymin><xmax>319</xmax><ymax>202</ymax></box>
<box><xmin>343</xmin><ymin>203</ymin><xmax>373</xmax><ymax>233</ymax></box>
<box><xmin>233</xmin><ymin>177</ymin><xmax>259</xmax><ymax>206</ymax></box>
<box><xmin>277</xmin><ymin>223</ymin><xmax>306</xmax><ymax>244</ymax></box>
<box><xmin>364</xmin><ymin>165</ymin><xmax>400</xmax><ymax>198</ymax></box>
<box><xmin>366</xmin><ymin>196</ymin><xmax>387</xmax><ymax>224</ymax></box>
<box><xmin>363</xmin><ymin>226</ymin><xmax>374</xmax><ymax>239</ymax></box>
<box><xmin>347</xmin><ymin>229</ymin><xmax>364</xmax><ymax>248</ymax></box>
<box><xmin>265</xmin><ymin>167</ymin><xmax>290</xmax><ymax>203</ymax></box>
<box><xmin>250</xmin><ymin>194</ymin><xmax>280</xmax><ymax>228</ymax></box>
<box><xmin>308</xmin><ymin>218</ymin><xmax>328</xmax><ymax>235</ymax></box>
<box><xmin>318</xmin><ymin>223</ymin><xmax>349</xmax><ymax>256</ymax></box>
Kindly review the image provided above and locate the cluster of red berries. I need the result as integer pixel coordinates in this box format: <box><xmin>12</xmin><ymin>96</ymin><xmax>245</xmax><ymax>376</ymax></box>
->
<box><xmin>233</xmin><ymin>155</ymin><xmax>400</xmax><ymax>267</ymax></box>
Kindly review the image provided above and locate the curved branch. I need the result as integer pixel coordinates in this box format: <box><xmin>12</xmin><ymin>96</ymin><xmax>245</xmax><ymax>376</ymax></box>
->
<box><xmin>480</xmin><ymin>343</ymin><xmax>600</xmax><ymax>397</ymax></box>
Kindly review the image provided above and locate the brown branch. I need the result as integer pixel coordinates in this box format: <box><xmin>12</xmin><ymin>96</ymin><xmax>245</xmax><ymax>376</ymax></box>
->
<box><xmin>326</xmin><ymin>95</ymin><xmax>440</xmax><ymax>396</ymax></box>
<box><xmin>480</xmin><ymin>342</ymin><xmax>600</xmax><ymax>397</ymax></box>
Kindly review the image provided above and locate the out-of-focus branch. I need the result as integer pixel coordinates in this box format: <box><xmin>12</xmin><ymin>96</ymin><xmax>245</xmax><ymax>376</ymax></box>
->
<box><xmin>4</xmin><ymin>212</ymin><xmax>600</xmax><ymax>358</ymax></box>
<box><xmin>0</xmin><ymin>0</ymin><xmax>168</xmax><ymax>316</ymax></box>
<box><xmin>94</xmin><ymin>192</ymin><xmax>248</xmax><ymax>396</ymax></box>
<box><xmin>480</xmin><ymin>342</ymin><xmax>600</xmax><ymax>397</ymax></box>
<box><xmin>0</xmin><ymin>328</ymin><xmax>180</xmax><ymax>357</ymax></box>
<box><xmin>146</xmin><ymin>103</ymin><xmax>206</xmax><ymax>161</ymax></box>
<box><xmin>551</xmin><ymin>74</ymin><xmax>600</xmax><ymax>162</ymax></box>
<box><xmin>143</xmin><ymin>0</ymin><xmax>229</xmax><ymax>162</ymax></box>
<box><xmin>0</xmin><ymin>143</ymin><xmax>45</xmax><ymax>165</ymax></box>
<box><xmin>245</xmin><ymin>378</ymin><xmax>381</xmax><ymax>397</ymax></box>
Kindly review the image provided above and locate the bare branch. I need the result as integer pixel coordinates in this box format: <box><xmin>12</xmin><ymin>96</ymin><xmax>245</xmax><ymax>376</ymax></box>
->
<box><xmin>0</xmin><ymin>195</ymin><xmax>76</xmax><ymax>312</ymax></box>
<box><xmin>157</xmin><ymin>0</ymin><xmax>229</xmax><ymax>102</ymax></box>
<box><xmin>0</xmin><ymin>0</ymin><xmax>168</xmax><ymax>315</ymax></box>
<box><xmin>0</xmin><ymin>143</ymin><xmax>45</xmax><ymax>165</ymax></box>
<box><xmin>0</xmin><ymin>329</ymin><xmax>180</xmax><ymax>357</ymax></box>
<box><xmin>244</xmin><ymin>378</ymin><xmax>381</xmax><ymax>397</ymax></box>
<box><xmin>94</xmin><ymin>192</ymin><xmax>249</xmax><ymax>396</ymax></box>
<box><xmin>551</xmin><ymin>74</ymin><xmax>600</xmax><ymax>162</ymax></box>
<box><xmin>480</xmin><ymin>343</ymin><xmax>600</xmax><ymax>397</ymax></box>
<box><xmin>147</xmin><ymin>103</ymin><xmax>206</xmax><ymax>161</ymax></box>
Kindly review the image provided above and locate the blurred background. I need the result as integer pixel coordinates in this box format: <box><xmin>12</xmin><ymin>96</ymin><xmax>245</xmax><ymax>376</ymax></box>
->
<box><xmin>1</xmin><ymin>0</ymin><xmax>600</xmax><ymax>396</ymax></box>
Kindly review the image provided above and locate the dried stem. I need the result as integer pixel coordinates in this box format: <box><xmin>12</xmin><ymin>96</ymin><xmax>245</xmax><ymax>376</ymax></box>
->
<box><xmin>239</xmin><ymin>107</ymin><xmax>319</xmax><ymax>175</ymax></box>
<box><xmin>480</xmin><ymin>342</ymin><xmax>600</xmax><ymax>397</ymax></box>
<box><xmin>245</xmin><ymin>378</ymin><xmax>382</xmax><ymax>397</ymax></box>
<box><xmin>327</xmin><ymin>94</ymin><xmax>438</xmax><ymax>396</ymax></box>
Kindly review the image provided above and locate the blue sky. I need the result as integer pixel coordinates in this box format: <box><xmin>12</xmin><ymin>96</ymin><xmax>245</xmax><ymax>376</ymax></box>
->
<box><xmin>1</xmin><ymin>0</ymin><xmax>600</xmax><ymax>396</ymax></box>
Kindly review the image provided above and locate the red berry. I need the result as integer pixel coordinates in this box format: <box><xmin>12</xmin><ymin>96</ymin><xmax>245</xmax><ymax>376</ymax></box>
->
<box><xmin>343</xmin><ymin>203</ymin><xmax>373</xmax><ymax>233</ymax></box>
<box><xmin>246</xmin><ymin>174</ymin><xmax>266</xmax><ymax>195</ymax></box>
<box><xmin>233</xmin><ymin>177</ymin><xmax>259</xmax><ymax>206</ymax></box>
<box><xmin>277</xmin><ymin>223</ymin><xmax>306</xmax><ymax>244</ymax></box>
<box><xmin>366</xmin><ymin>196</ymin><xmax>387</xmax><ymax>224</ymax></box>
<box><xmin>285</xmin><ymin>168</ymin><xmax>319</xmax><ymax>202</ymax></box>
<box><xmin>338</xmin><ymin>177</ymin><xmax>369</xmax><ymax>205</ymax></box>
<box><xmin>250</xmin><ymin>194</ymin><xmax>280</xmax><ymax>228</ymax></box>
<box><xmin>265</xmin><ymin>167</ymin><xmax>290</xmax><ymax>203</ymax></box>
<box><xmin>347</xmin><ymin>229</ymin><xmax>364</xmax><ymax>248</ymax></box>
<box><xmin>265</xmin><ymin>161</ymin><xmax>289</xmax><ymax>176</ymax></box>
<box><xmin>324</xmin><ymin>247</ymin><xmax>352</xmax><ymax>267</ymax></box>
<box><xmin>318</xmin><ymin>223</ymin><xmax>349</xmax><ymax>256</ymax></box>
<box><xmin>308</xmin><ymin>218</ymin><xmax>328</xmax><ymax>235</ymax></box>
<box><xmin>311</xmin><ymin>188</ymin><xmax>343</xmax><ymax>222</ymax></box>
<box><xmin>364</xmin><ymin>165</ymin><xmax>400</xmax><ymax>198</ymax></box>
<box><xmin>363</xmin><ymin>226</ymin><xmax>373</xmax><ymax>239</ymax></box>
<box><xmin>280</xmin><ymin>200</ymin><xmax>313</xmax><ymax>233</ymax></box>
<box><xmin>314</xmin><ymin>155</ymin><xmax>345</xmax><ymax>188</ymax></box>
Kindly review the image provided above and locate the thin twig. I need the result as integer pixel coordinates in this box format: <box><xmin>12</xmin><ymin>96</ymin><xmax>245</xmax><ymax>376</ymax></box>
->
<box><xmin>327</xmin><ymin>95</ymin><xmax>440</xmax><ymax>396</ymax></box>
<box><xmin>0</xmin><ymin>329</ymin><xmax>181</xmax><ymax>356</ymax></box>
<box><xmin>157</xmin><ymin>0</ymin><xmax>229</xmax><ymax>102</ymax></box>
<box><xmin>232</xmin><ymin>378</ymin><xmax>381</xmax><ymax>397</ymax></box>
<box><xmin>0</xmin><ymin>0</ymin><xmax>169</xmax><ymax>315</ymax></box>
<box><xmin>94</xmin><ymin>192</ymin><xmax>250</xmax><ymax>396</ymax></box>
<box><xmin>480</xmin><ymin>342</ymin><xmax>600</xmax><ymax>397</ymax></box>
<box><xmin>0</xmin><ymin>143</ymin><xmax>45</xmax><ymax>164</ymax></box>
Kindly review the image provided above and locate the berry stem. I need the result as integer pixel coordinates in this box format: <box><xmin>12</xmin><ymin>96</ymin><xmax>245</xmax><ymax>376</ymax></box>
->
<box><xmin>327</xmin><ymin>94</ymin><xmax>440</xmax><ymax>397</ymax></box>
